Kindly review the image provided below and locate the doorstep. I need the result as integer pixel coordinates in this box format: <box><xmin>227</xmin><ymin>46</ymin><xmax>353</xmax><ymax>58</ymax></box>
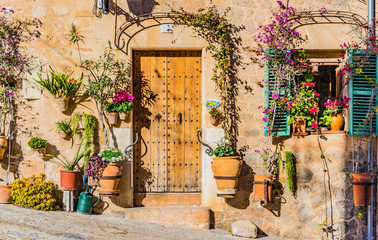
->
<box><xmin>124</xmin><ymin>206</ymin><xmax>211</xmax><ymax>230</ymax></box>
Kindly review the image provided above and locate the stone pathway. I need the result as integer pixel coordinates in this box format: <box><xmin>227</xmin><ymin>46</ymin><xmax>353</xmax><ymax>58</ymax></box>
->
<box><xmin>0</xmin><ymin>204</ymin><xmax>290</xmax><ymax>240</ymax></box>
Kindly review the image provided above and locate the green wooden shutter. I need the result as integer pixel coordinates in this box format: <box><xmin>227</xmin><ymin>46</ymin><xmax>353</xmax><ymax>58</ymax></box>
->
<box><xmin>348</xmin><ymin>49</ymin><xmax>378</xmax><ymax>135</ymax></box>
<box><xmin>264</xmin><ymin>50</ymin><xmax>290</xmax><ymax>136</ymax></box>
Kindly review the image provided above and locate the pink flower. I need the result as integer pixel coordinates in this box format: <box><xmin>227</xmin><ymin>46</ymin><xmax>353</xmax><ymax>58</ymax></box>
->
<box><xmin>308</xmin><ymin>107</ymin><xmax>318</xmax><ymax>115</ymax></box>
<box><xmin>311</xmin><ymin>122</ymin><xmax>318</xmax><ymax>129</ymax></box>
<box><xmin>314</xmin><ymin>91</ymin><xmax>320</xmax><ymax>97</ymax></box>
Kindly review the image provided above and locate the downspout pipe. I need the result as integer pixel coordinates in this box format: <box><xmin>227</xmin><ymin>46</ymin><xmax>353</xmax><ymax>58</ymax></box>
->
<box><xmin>367</xmin><ymin>0</ymin><xmax>375</xmax><ymax>239</ymax></box>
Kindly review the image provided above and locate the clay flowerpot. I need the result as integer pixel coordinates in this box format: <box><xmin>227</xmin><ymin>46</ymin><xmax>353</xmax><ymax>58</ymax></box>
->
<box><xmin>105</xmin><ymin>112</ymin><xmax>118</xmax><ymax>125</ymax></box>
<box><xmin>254</xmin><ymin>175</ymin><xmax>273</xmax><ymax>202</ymax></box>
<box><xmin>329</xmin><ymin>114</ymin><xmax>344</xmax><ymax>131</ymax></box>
<box><xmin>35</xmin><ymin>147</ymin><xmax>47</xmax><ymax>158</ymax></box>
<box><xmin>99</xmin><ymin>163</ymin><xmax>123</xmax><ymax>196</ymax></box>
<box><xmin>54</xmin><ymin>97</ymin><xmax>69</xmax><ymax>112</ymax></box>
<box><xmin>59</xmin><ymin>131</ymin><xmax>71</xmax><ymax>140</ymax></box>
<box><xmin>352</xmin><ymin>173</ymin><xmax>372</xmax><ymax>206</ymax></box>
<box><xmin>211</xmin><ymin>156</ymin><xmax>242</xmax><ymax>198</ymax></box>
<box><xmin>119</xmin><ymin>111</ymin><xmax>129</xmax><ymax>121</ymax></box>
<box><xmin>0</xmin><ymin>136</ymin><xmax>7</xmax><ymax>161</ymax></box>
<box><xmin>0</xmin><ymin>185</ymin><xmax>12</xmax><ymax>204</ymax></box>
<box><xmin>292</xmin><ymin>116</ymin><xmax>306</xmax><ymax>135</ymax></box>
<box><xmin>210</xmin><ymin>117</ymin><xmax>219</xmax><ymax>126</ymax></box>
<box><xmin>60</xmin><ymin>170</ymin><xmax>80</xmax><ymax>190</ymax></box>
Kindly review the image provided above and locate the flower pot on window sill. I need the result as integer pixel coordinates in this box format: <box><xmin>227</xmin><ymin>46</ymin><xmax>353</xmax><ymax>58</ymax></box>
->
<box><xmin>352</xmin><ymin>173</ymin><xmax>372</xmax><ymax>206</ymax></box>
<box><xmin>211</xmin><ymin>156</ymin><xmax>242</xmax><ymax>198</ymax></box>
<box><xmin>329</xmin><ymin>114</ymin><xmax>344</xmax><ymax>131</ymax></box>
<box><xmin>105</xmin><ymin>112</ymin><xmax>118</xmax><ymax>125</ymax></box>
<box><xmin>292</xmin><ymin>116</ymin><xmax>307</xmax><ymax>135</ymax></box>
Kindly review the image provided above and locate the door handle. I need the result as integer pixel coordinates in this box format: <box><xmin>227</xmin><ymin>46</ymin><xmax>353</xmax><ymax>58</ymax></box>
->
<box><xmin>178</xmin><ymin>113</ymin><xmax>182</xmax><ymax>124</ymax></box>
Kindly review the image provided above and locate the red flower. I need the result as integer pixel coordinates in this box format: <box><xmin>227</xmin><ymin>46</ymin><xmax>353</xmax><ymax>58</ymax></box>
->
<box><xmin>308</xmin><ymin>107</ymin><xmax>318</xmax><ymax>115</ymax></box>
<box><xmin>311</xmin><ymin>122</ymin><xmax>318</xmax><ymax>129</ymax></box>
<box><xmin>314</xmin><ymin>91</ymin><xmax>320</xmax><ymax>97</ymax></box>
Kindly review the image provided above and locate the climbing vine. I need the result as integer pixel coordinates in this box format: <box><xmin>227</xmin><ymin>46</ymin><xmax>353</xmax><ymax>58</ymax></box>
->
<box><xmin>172</xmin><ymin>7</ymin><xmax>244</xmax><ymax>150</ymax></box>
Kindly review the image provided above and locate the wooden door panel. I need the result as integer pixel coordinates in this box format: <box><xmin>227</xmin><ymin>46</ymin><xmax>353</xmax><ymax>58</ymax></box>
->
<box><xmin>133</xmin><ymin>51</ymin><xmax>201</xmax><ymax>194</ymax></box>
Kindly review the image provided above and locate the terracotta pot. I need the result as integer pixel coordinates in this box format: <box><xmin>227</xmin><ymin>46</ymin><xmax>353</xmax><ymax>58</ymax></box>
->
<box><xmin>105</xmin><ymin>112</ymin><xmax>118</xmax><ymax>125</ymax></box>
<box><xmin>60</xmin><ymin>170</ymin><xmax>80</xmax><ymax>190</ymax></box>
<box><xmin>119</xmin><ymin>111</ymin><xmax>129</xmax><ymax>121</ymax></box>
<box><xmin>254</xmin><ymin>175</ymin><xmax>273</xmax><ymax>202</ymax></box>
<box><xmin>0</xmin><ymin>185</ymin><xmax>12</xmax><ymax>204</ymax></box>
<box><xmin>329</xmin><ymin>114</ymin><xmax>344</xmax><ymax>131</ymax></box>
<box><xmin>54</xmin><ymin>97</ymin><xmax>69</xmax><ymax>112</ymax></box>
<box><xmin>352</xmin><ymin>173</ymin><xmax>372</xmax><ymax>206</ymax></box>
<box><xmin>36</xmin><ymin>147</ymin><xmax>47</xmax><ymax>158</ymax></box>
<box><xmin>211</xmin><ymin>156</ymin><xmax>242</xmax><ymax>198</ymax></box>
<box><xmin>0</xmin><ymin>136</ymin><xmax>7</xmax><ymax>161</ymax></box>
<box><xmin>210</xmin><ymin>117</ymin><xmax>219</xmax><ymax>126</ymax></box>
<box><xmin>292</xmin><ymin>116</ymin><xmax>306</xmax><ymax>134</ymax></box>
<box><xmin>59</xmin><ymin>131</ymin><xmax>71</xmax><ymax>140</ymax></box>
<box><xmin>99</xmin><ymin>163</ymin><xmax>123</xmax><ymax>196</ymax></box>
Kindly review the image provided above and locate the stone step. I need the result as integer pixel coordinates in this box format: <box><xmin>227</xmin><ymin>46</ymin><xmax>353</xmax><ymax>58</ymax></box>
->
<box><xmin>124</xmin><ymin>206</ymin><xmax>211</xmax><ymax>230</ymax></box>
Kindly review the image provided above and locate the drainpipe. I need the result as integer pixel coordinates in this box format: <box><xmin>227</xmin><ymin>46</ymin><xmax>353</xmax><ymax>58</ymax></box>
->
<box><xmin>367</xmin><ymin>1</ymin><xmax>376</xmax><ymax>239</ymax></box>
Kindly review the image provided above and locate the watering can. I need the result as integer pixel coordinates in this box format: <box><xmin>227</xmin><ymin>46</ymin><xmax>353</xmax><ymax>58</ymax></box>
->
<box><xmin>77</xmin><ymin>174</ymin><xmax>100</xmax><ymax>215</ymax></box>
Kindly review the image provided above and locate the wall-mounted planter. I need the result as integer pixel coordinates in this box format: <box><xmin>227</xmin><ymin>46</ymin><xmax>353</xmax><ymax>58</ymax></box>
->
<box><xmin>0</xmin><ymin>136</ymin><xmax>7</xmax><ymax>161</ymax></box>
<box><xmin>105</xmin><ymin>112</ymin><xmax>118</xmax><ymax>125</ymax></box>
<box><xmin>119</xmin><ymin>111</ymin><xmax>129</xmax><ymax>121</ymax></box>
<box><xmin>99</xmin><ymin>163</ymin><xmax>122</xmax><ymax>196</ymax></box>
<box><xmin>254</xmin><ymin>174</ymin><xmax>273</xmax><ymax>204</ymax></box>
<box><xmin>0</xmin><ymin>185</ymin><xmax>12</xmax><ymax>204</ymax></box>
<box><xmin>210</xmin><ymin>117</ymin><xmax>219</xmax><ymax>126</ymax></box>
<box><xmin>211</xmin><ymin>156</ymin><xmax>242</xmax><ymax>198</ymax></box>
<box><xmin>352</xmin><ymin>173</ymin><xmax>372</xmax><ymax>206</ymax></box>
<box><xmin>54</xmin><ymin>97</ymin><xmax>69</xmax><ymax>112</ymax></box>
<box><xmin>60</xmin><ymin>170</ymin><xmax>80</xmax><ymax>190</ymax></box>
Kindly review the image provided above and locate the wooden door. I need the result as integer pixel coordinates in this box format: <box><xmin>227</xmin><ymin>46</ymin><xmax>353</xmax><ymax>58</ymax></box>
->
<box><xmin>133</xmin><ymin>51</ymin><xmax>202</xmax><ymax>197</ymax></box>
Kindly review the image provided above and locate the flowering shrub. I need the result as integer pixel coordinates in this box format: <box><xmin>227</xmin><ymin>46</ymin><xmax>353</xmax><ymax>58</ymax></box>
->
<box><xmin>11</xmin><ymin>174</ymin><xmax>60</xmax><ymax>211</ymax></box>
<box><xmin>100</xmin><ymin>147</ymin><xmax>125</xmax><ymax>163</ymax></box>
<box><xmin>85</xmin><ymin>155</ymin><xmax>108</xmax><ymax>182</ymax></box>
<box><xmin>324</xmin><ymin>97</ymin><xmax>351</xmax><ymax>114</ymax></box>
<box><xmin>213</xmin><ymin>138</ymin><xmax>234</xmax><ymax>157</ymax></box>
<box><xmin>113</xmin><ymin>91</ymin><xmax>134</xmax><ymax>103</ymax></box>
<box><xmin>110</xmin><ymin>91</ymin><xmax>134</xmax><ymax>113</ymax></box>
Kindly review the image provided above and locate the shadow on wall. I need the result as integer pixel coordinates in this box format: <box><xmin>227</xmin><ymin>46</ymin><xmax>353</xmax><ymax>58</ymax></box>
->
<box><xmin>125</xmin><ymin>0</ymin><xmax>159</xmax><ymax>16</ymax></box>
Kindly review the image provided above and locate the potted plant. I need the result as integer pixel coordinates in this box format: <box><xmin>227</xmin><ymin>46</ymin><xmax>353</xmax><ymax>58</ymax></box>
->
<box><xmin>286</xmin><ymin>73</ymin><xmax>320</xmax><ymax>134</ymax></box>
<box><xmin>28</xmin><ymin>137</ymin><xmax>47</xmax><ymax>157</ymax></box>
<box><xmin>208</xmin><ymin>107</ymin><xmax>221</xmax><ymax>126</ymax></box>
<box><xmin>34</xmin><ymin>66</ymin><xmax>85</xmax><ymax>112</ymax></box>
<box><xmin>85</xmin><ymin>155</ymin><xmax>108</xmax><ymax>184</ymax></box>
<box><xmin>56</xmin><ymin>119</ymin><xmax>72</xmax><ymax>139</ymax></box>
<box><xmin>98</xmin><ymin>147</ymin><xmax>125</xmax><ymax>196</ymax></box>
<box><xmin>104</xmin><ymin>102</ymin><xmax>119</xmax><ymax>125</ymax></box>
<box><xmin>47</xmin><ymin>139</ymin><xmax>93</xmax><ymax>190</ymax></box>
<box><xmin>323</xmin><ymin>97</ymin><xmax>350</xmax><ymax>131</ymax></box>
<box><xmin>211</xmin><ymin>138</ymin><xmax>242</xmax><ymax>198</ymax></box>
<box><xmin>113</xmin><ymin>90</ymin><xmax>134</xmax><ymax>121</ymax></box>
<box><xmin>253</xmin><ymin>148</ymin><xmax>274</xmax><ymax>202</ymax></box>
<box><xmin>72</xmin><ymin>113</ymin><xmax>95</xmax><ymax>165</ymax></box>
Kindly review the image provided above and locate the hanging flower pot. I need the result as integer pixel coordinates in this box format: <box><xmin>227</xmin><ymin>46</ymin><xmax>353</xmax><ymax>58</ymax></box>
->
<box><xmin>0</xmin><ymin>185</ymin><xmax>12</xmax><ymax>204</ymax></box>
<box><xmin>54</xmin><ymin>97</ymin><xmax>69</xmax><ymax>112</ymax></box>
<box><xmin>98</xmin><ymin>163</ymin><xmax>123</xmax><ymax>196</ymax></box>
<box><xmin>59</xmin><ymin>131</ymin><xmax>71</xmax><ymax>140</ymax></box>
<box><xmin>292</xmin><ymin>116</ymin><xmax>306</xmax><ymax>135</ymax></box>
<box><xmin>60</xmin><ymin>170</ymin><xmax>80</xmax><ymax>190</ymax></box>
<box><xmin>254</xmin><ymin>174</ymin><xmax>273</xmax><ymax>202</ymax></box>
<box><xmin>210</xmin><ymin>117</ymin><xmax>220</xmax><ymax>126</ymax></box>
<box><xmin>119</xmin><ymin>111</ymin><xmax>129</xmax><ymax>121</ymax></box>
<box><xmin>0</xmin><ymin>136</ymin><xmax>7</xmax><ymax>161</ymax></box>
<box><xmin>36</xmin><ymin>147</ymin><xmax>47</xmax><ymax>158</ymax></box>
<box><xmin>352</xmin><ymin>173</ymin><xmax>372</xmax><ymax>206</ymax></box>
<box><xmin>211</xmin><ymin>156</ymin><xmax>242</xmax><ymax>198</ymax></box>
<box><xmin>105</xmin><ymin>112</ymin><xmax>118</xmax><ymax>125</ymax></box>
<box><xmin>329</xmin><ymin>114</ymin><xmax>344</xmax><ymax>131</ymax></box>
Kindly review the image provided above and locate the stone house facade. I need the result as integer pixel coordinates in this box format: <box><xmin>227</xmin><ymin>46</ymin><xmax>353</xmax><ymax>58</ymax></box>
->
<box><xmin>1</xmin><ymin>0</ymin><xmax>377</xmax><ymax>239</ymax></box>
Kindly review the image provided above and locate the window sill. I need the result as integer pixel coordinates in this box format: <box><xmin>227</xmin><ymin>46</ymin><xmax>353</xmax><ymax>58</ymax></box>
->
<box><xmin>310</xmin><ymin>130</ymin><xmax>346</xmax><ymax>135</ymax></box>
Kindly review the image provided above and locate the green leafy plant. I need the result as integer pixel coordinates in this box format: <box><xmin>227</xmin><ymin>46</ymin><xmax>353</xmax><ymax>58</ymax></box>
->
<box><xmin>28</xmin><ymin>137</ymin><xmax>47</xmax><ymax>150</ymax></box>
<box><xmin>283</xmin><ymin>151</ymin><xmax>297</xmax><ymax>195</ymax></box>
<box><xmin>72</xmin><ymin>113</ymin><xmax>95</xmax><ymax>165</ymax></box>
<box><xmin>104</xmin><ymin>102</ymin><xmax>120</xmax><ymax>113</ymax></box>
<box><xmin>117</xmin><ymin>101</ymin><xmax>133</xmax><ymax>113</ymax></box>
<box><xmin>56</xmin><ymin>119</ymin><xmax>72</xmax><ymax>133</ymax></box>
<box><xmin>100</xmin><ymin>147</ymin><xmax>125</xmax><ymax>163</ymax></box>
<box><xmin>11</xmin><ymin>174</ymin><xmax>60</xmax><ymax>211</ymax></box>
<box><xmin>34</xmin><ymin>66</ymin><xmax>85</xmax><ymax>99</ymax></box>
<box><xmin>213</xmin><ymin>138</ymin><xmax>234</xmax><ymax>157</ymax></box>
<box><xmin>47</xmin><ymin>139</ymin><xmax>93</xmax><ymax>171</ymax></box>
<box><xmin>209</xmin><ymin>107</ymin><xmax>221</xmax><ymax>119</ymax></box>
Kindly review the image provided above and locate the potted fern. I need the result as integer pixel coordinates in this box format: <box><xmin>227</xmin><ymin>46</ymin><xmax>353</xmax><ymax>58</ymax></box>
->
<box><xmin>48</xmin><ymin>139</ymin><xmax>93</xmax><ymax>190</ymax></box>
<box><xmin>211</xmin><ymin>138</ymin><xmax>242</xmax><ymax>198</ymax></box>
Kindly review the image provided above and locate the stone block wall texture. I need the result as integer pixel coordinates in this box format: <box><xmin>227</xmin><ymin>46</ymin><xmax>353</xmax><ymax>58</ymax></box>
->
<box><xmin>1</xmin><ymin>0</ymin><xmax>375</xmax><ymax>239</ymax></box>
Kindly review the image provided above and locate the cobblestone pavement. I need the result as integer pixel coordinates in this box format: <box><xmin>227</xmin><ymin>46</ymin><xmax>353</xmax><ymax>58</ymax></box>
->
<box><xmin>0</xmin><ymin>204</ymin><xmax>292</xmax><ymax>240</ymax></box>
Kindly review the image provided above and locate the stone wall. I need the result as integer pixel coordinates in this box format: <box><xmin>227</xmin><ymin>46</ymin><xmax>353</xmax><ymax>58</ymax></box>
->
<box><xmin>1</xmin><ymin>0</ymin><xmax>375</xmax><ymax>239</ymax></box>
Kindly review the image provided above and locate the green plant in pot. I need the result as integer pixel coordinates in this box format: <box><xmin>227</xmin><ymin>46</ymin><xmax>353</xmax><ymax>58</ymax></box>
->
<box><xmin>98</xmin><ymin>147</ymin><xmax>125</xmax><ymax>196</ymax></box>
<box><xmin>34</xmin><ymin>66</ymin><xmax>85</xmax><ymax>112</ymax></box>
<box><xmin>113</xmin><ymin>90</ymin><xmax>134</xmax><ymax>121</ymax></box>
<box><xmin>104</xmin><ymin>101</ymin><xmax>119</xmax><ymax>125</ymax></box>
<box><xmin>211</xmin><ymin>138</ymin><xmax>242</xmax><ymax>198</ymax></box>
<box><xmin>56</xmin><ymin>119</ymin><xmax>72</xmax><ymax>139</ymax></box>
<box><xmin>47</xmin><ymin>139</ymin><xmax>93</xmax><ymax>190</ymax></box>
<box><xmin>28</xmin><ymin>137</ymin><xmax>47</xmax><ymax>157</ymax></box>
<box><xmin>208</xmin><ymin>107</ymin><xmax>221</xmax><ymax>126</ymax></box>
